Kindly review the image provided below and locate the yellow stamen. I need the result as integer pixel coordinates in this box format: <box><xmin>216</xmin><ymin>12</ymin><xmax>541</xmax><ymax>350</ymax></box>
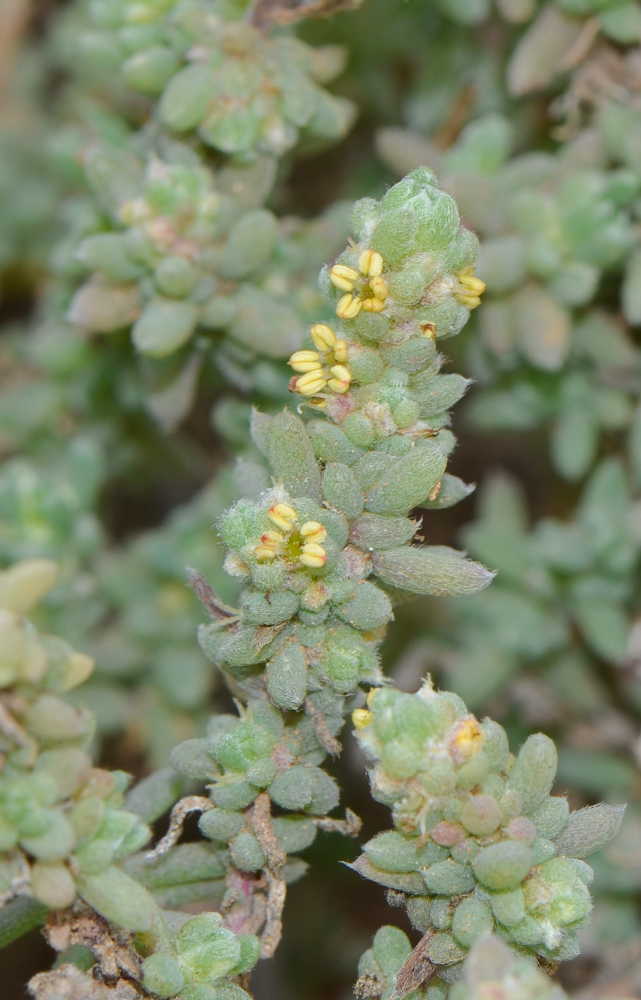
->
<box><xmin>358</xmin><ymin>250</ymin><xmax>383</xmax><ymax>277</ymax></box>
<box><xmin>295</xmin><ymin>373</ymin><xmax>328</xmax><ymax>396</ymax></box>
<box><xmin>370</xmin><ymin>276</ymin><xmax>388</xmax><ymax>299</ymax></box>
<box><xmin>261</xmin><ymin>531</ymin><xmax>284</xmax><ymax>550</ymax></box>
<box><xmin>366</xmin><ymin>688</ymin><xmax>379</xmax><ymax>706</ymax></box>
<box><xmin>458</xmin><ymin>275</ymin><xmax>486</xmax><ymax>295</ymax></box>
<box><xmin>268</xmin><ymin>504</ymin><xmax>297</xmax><ymax>531</ymax></box>
<box><xmin>336</xmin><ymin>294</ymin><xmax>362</xmax><ymax>319</ymax></box>
<box><xmin>327</xmin><ymin>365</ymin><xmax>352</xmax><ymax>394</ymax></box>
<box><xmin>333</xmin><ymin>339</ymin><xmax>348</xmax><ymax>364</ymax></box>
<box><xmin>352</xmin><ymin>708</ymin><xmax>373</xmax><ymax>730</ymax></box>
<box><xmin>299</xmin><ymin>543</ymin><xmax>326</xmax><ymax>568</ymax></box>
<box><xmin>309</xmin><ymin>323</ymin><xmax>337</xmax><ymax>352</ymax></box>
<box><xmin>300</xmin><ymin>521</ymin><xmax>327</xmax><ymax>544</ymax></box>
<box><xmin>361</xmin><ymin>297</ymin><xmax>385</xmax><ymax>313</ymax></box>
<box><xmin>289</xmin><ymin>352</ymin><xmax>323</xmax><ymax>373</ymax></box>
<box><xmin>456</xmin><ymin>294</ymin><xmax>482</xmax><ymax>309</ymax></box>
<box><xmin>289</xmin><ymin>350</ymin><xmax>321</xmax><ymax>365</ymax></box>
<box><xmin>331</xmin><ymin>264</ymin><xmax>360</xmax><ymax>280</ymax></box>
<box><xmin>254</xmin><ymin>545</ymin><xmax>277</xmax><ymax>560</ymax></box>
<box><xmin>329</xmin><ymin>265</ymin><xmax>359</xmax><ymax>292</ymax></box>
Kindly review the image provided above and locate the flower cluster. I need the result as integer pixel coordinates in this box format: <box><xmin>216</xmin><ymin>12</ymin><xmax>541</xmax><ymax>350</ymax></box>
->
<box><xmin>65</xmin><ymin>149</ymin><xmax>299</xmax><ymax>360</ymax></box>
<box><xmin>288</xmin><ymin>323</ymin><xmax>351</xmax><ymax>397</ymax></box>
<box><xmin>0</xmin><ymin>557</ymin><xmax>267</xmax><ymax>999</ymax></box>
<box><xmin>286</xmin><ymin>169</ymin><xmax>486</xmax><ymax>443</ymax></box>
<box><xmin>351</xmin><ymin>680</ymin><xmax>624</xmax><ymax>991</ymax></box>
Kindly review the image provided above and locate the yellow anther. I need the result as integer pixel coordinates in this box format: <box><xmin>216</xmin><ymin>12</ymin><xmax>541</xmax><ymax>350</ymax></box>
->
<box><xmin>309</xmin><ymin>323</ymin><xmax>337</xmax><ymax>352</ymax></box>
<box><xmin>300</xmin><ymin>521</ymin><xmax>327</xmax><ymax>544</ymax></box>
<box><xmin>366</xmin><ymin>688</ymin><xmax>380</xmax><ymax>706</ymax></box>
<box><xmin>268</xmin><ymin>504</ymin><xmax>297</xmax><ymax>531</ymax></box>
<box><xmin>456</xmin><ymin>293</ymin><xmax>482</xmax><ymax>309</ymax></box>
<box><xmin>333</xmin><ymin>339</ymin><xmax>348</xmax><ymax>364</ymax></box>
<box><xmin>299</xmin><ymin>543</ymin><xmax>327</xmax><ymax>568</ymax></box>
<box><xmin>289</xmin><ymin>350</ymin><xmax>321</xmax><ymax>364</ymax></box>
<box><xmin>295</xmin><ymin>373</ymin><xmax>328</xmax><ymax>396</ymax></box>
<box><xmin>329</xmin><ymin>266</ymin><xmax>357</xmax><ymax>292</ymax></box>
<box><xmin>456</xmin><ymin>267</ymin><xmax>485</xmax><ymax>309</ymax></box>
<box><xmin>254</xmin><ymin>545</ymin><xmax>277</xmax><ymax>560</ymax></box>
<box><xmin>361</xmin><ymin>297</ymin><xmax>386</xmax><ymax>313</ymax></box>
<box><xmin>261</xmin><ymin>530</ymin><xmax>284</xmax><ymax>550</ymax></box>
<box><xmin>289</xmin><ymin>350</ymin><xmax>323</xmax><ymax>373</ymax></box>
<box><xmin>359</xmin><ymin>250</ymin><xmax>384</xmax><ymax>277</ymax></box>
<box><xmin>327</xmin><ymin>365</ymin><xmax>352</xmax><ymax>394</ymax></box>
<box><xmin>330</xmin><ymin>275</ymin><xmax>355</xmax><ymax>292</ymax></box>
<box><xmin>352</xmin><ymin>708</ymin><xmax>373</xmax><ymax>730</ymax></box>
<box><xmin>331</xmin><ymin>264</ymin><xmax>360</xmax><ymax>280</ymax></box>
<box><xmin>458</xmin><ymin>274</ymin><xmax>486</xmax><ymax>295</ymax></box>
<box><xmin>370</xmin><ymin>276</ymin><xmax>388</xmax><ymax>299</ymax></box>
<box><xmin>336</xmin><ymin>294</ymin><xmax>363</xmax><ymax>319</ymax></box>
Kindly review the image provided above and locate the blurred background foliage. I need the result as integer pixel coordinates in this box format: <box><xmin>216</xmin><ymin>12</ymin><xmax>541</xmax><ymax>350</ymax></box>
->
<box><xmin>2</xmin><ymin>0</ymin><xmax>641</xmax><ymax>995</ymax></box>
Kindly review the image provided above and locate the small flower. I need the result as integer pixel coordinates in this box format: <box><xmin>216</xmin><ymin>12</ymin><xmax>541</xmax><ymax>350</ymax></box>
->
<box><xmin>332</xmin><ymin>250</ymin><xmax>388</xmax><ymax>318</ymax></box>
<box><xmin>254</xmin><ymin>531</ymin><xmax>285</xmax><ymax>560</ymax></box>
<box><xmin>288</xmin><ymin>325</ymin><xmax>352</xmax><ymax>399</ymax></box>
<box><xmin>449</xmin><ymin>717</ymin><xmax>484</xmax><ymax>762</ymax></box>
<box><xmin>352</xmin><ymin>708</ymin><xmax>373</xmax><ymax>730</ymax></box>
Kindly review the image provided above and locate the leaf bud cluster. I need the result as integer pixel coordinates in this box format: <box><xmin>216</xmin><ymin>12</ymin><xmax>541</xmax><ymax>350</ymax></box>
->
<box><xmin>142</xmin><ymin>911</ymin><xmax>260</xmax><ymax>1000</ymax></box>
<box><xmin>0</xmin><ymin>560</ymin><xmax>155</xmax><ymax>932</ymax></box>
<box><xmin>78</xmin><ymin>0</ymin><xmax>354</xmax><ymax>157</ymax></box>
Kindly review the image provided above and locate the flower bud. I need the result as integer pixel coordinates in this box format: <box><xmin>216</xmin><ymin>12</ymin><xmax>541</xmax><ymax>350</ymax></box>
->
<box><xmin>142</xmin><ymin>953</ymin><xmax>185</xmax><ymax>999</ymax></box>
<box><xmin>0</xmin><ymin>559</ymin><xmax>58</xmax><ymax>614</ymax></box>
<box><xmin>473</xmin><ymin>841</ymin><xmax>533</xmax><ymax>891</ymax></box>
<box><xmin>30</xmin><ymin>861</ymin><xmax>77</xmax><ymax>909</ymax></box>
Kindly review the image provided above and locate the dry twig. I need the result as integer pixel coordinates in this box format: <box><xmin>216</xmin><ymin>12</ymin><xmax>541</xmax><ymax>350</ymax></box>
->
<box><xmin>145</xmin><ymin>795</ymin><xmax>213</xmax><ymax>860</ymax></box>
